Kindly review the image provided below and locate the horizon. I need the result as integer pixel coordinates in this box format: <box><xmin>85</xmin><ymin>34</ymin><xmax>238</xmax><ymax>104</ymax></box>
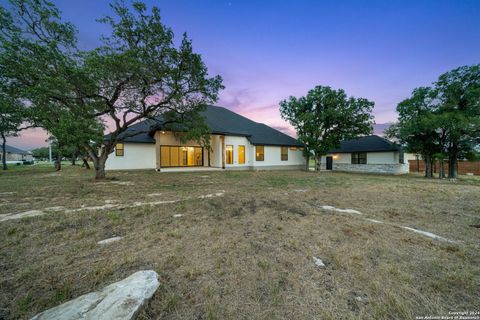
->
<box><xmin>5</xmin><ymin>0</ymin><xmax>480</xmax><ymax>150</ymax></box>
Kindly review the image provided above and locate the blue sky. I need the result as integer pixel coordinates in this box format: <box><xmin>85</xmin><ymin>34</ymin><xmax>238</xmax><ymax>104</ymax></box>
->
<box><xmin>5</xmin><ymin>0</ymin><xmax>480</xmax><ymax>149</ymax></box>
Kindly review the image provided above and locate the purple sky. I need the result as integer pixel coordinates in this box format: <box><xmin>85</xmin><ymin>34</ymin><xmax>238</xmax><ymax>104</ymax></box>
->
<box><xmin>6</xmin><ymin>0</ymin><xmax>480</xmax><ymax>150</ymax></box>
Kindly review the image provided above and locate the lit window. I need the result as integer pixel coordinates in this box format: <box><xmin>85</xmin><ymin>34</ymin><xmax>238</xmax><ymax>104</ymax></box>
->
<box><xmin>226</xmin><ymin>145</ymin><xmax>233</xmax><ymax>164</ymax></box>
<box><xmin>238</xmin><ymin>145</ymin><xmax>245</xmax><ymax>164</ymax></box>
<box><xmin>115</xmin><ymin>143</ymin><xmax>124</xmax><ymax>156</ymax></box>
<box><xmin>351</xmin><ymin>152</ymin><xmax>367</xmax><ymax>164</ymax></box>
<box><xmin>281</xmin><ymin>146</ymin><xmax>288</xmax><ymax>161</ymax></box>
<box><xmin>256</xmin><ymin>145</ymin><xmax>264</xmax><ymax>161</ymax></box>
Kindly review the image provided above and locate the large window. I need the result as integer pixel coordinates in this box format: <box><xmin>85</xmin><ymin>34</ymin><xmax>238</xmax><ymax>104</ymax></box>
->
<box><xmin>238</xmin><ymin>145</ymin><xmax>245</xmax><ymax>164</ymax></box>
<box><xmin>281</xmin><ymin>146</ymin><xmax>288</xmax><ymax>161</ymax></box>
<box><xmin>351</xmin><ymin>152</ymin><xmax>367</xmax><ymax>164</ymax></box>
<box><xmin>226</xmin><ymin>145</ymin><xmax>233</xmax><ymax>164</ymax></box>
<box><xmin>115</xmin><ymin>143</ymin><xmax>124</xmax><ymax>156</ymax></box>
<box><xmin>256</xmin><ymin>145</ymin><xmax>264</xmax><ymax>161</ymax></box>
<box><xmin>160</xmin><ymin>146</ymin><xmax>203</xmax><ymax>167</ymax></box>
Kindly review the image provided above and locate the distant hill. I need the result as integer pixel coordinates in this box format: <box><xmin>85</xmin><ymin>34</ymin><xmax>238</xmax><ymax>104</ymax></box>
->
<box><xmin>373</xmin><ymin>123</ymin><xmax>392</xmax><ymax>136</ymax></box>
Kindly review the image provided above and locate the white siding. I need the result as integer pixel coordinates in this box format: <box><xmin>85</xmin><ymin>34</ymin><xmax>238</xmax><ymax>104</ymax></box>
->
<box><xmin>253</xmin><ymin>145</ymin><xmax>305</xmax><ymax>168</ymax></box>
<box><xmin>323</xmin><ymin>151</ymin><xmax>400</xmax><ymax>165</ymax></box>
<box><xmin>224</xmin><ymin>136</ymin><xmax>251</xmax><ymax>168</ymax></box>
<box><xmin>105</xmin><ymin>143</ymin><xmax>156</xmax><ymax>170</ymax></box>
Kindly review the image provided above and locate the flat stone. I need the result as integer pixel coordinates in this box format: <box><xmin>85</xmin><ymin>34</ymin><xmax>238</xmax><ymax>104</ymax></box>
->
<box><xmin>320</xmin><ymin>205</ymin><xmax>362</xmax><ymax>215</ymax></box>
<box><xmin>401</xmin><ymin>226</ymin><xmax>456</xmax><ymax>243</ymax></box>
<box><xmin>173</xmin><ymin>214</ymin><xmax>183</xmax><ymax>218</ymax></box>
<box><xmin>97</xmin><ymin>236</ymin><xmax>123</xmax><ymax>245</ymax></box>
<box><xmin>32</xmin><ymin>270</ymin><xmax>160</xmax><ymax>320</ymax></box>
<box><xmin>366</xmin><ymin>218</ymin><xmax>384</xmax><ymax>224</ymax></box>
<box><xmin>313</xmin><ymin>256</ymin><xmax>326</xmax><ymax>268</ymax></box>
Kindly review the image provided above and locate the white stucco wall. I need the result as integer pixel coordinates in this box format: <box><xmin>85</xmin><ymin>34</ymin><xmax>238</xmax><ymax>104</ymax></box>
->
<box><xmin>253</xmin><ymin>145</ymin><xmax>305</xmax><ymax>168</ymax></box>
<box><xmin>323</xmin><ymin>151</ymin><xmax>401</xmax><ymax>165</ymax></box>
<box><xmin>224</xmin><ymin>136</ymin><xmax>252</xmax><ymax>168</ymax></box>
<box><xmin>105</xmin><ymin>143</ymin><xmax>156</xmax><ymax>170</ymax></box>
<box><xmin>105</xmin><ymin>132</ymin><xmax>305</xmax><ymax>171</ymax></box>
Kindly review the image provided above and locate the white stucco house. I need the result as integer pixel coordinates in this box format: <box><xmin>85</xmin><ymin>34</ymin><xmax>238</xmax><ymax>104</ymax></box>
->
<box><xmin>105</xmin><ymin>106</ymin><xmax>306</xmax><ymax>171</ymax></box>
<box><xmin>1</xmin><ymin>145</ymin><xmax>33</xmax><ymax>164</ymax></box>
<box><xmin>320</xmin><ymin>135</ymin><xmax>411</xmax><ymax>174</ymax></box>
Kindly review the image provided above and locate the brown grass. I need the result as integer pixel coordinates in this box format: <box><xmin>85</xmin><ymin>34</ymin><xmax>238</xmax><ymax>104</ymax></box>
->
<box><xmin>0</xmin><ymin>165</ymin><xmax>479</xmax><ymax>319</ymax></box>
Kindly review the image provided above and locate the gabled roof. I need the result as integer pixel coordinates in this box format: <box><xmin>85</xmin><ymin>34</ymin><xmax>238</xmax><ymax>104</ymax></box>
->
<box><xmin>4</xmin><ymin>145</ymin><xmax>29</xmax><ymax>154</ymax></box>
<box><xmin>328</xmin><ymin>135</ymin><xmax>401</xmax><ymax>153</ymax></box>
<box><xmin>111</xmin><ymin>105</ymin><xmax>303</xmax><ymax>147</ymax></box>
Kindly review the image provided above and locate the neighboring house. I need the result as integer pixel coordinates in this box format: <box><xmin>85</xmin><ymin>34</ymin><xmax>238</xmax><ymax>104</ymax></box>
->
<box><xmin>105</xmin><ymin>105</ymin><xmax>305</xmax><ymax>171</ymax></box>
<box><xmin>0</xmin><ymin>145</ymin><xmax>33</xmax><ymax>163</ymax></box>
<box><xmin>320</xmin><ymin>135</ymin><xmax>411</xmax><ymax>174</ymax></box>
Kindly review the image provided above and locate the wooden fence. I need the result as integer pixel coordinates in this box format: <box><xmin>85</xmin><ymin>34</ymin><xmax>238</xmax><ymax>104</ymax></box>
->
<box><xmin>408</xmin><ymin>160</ymin><xmax>480</xmax><ymax>175</ymax></box>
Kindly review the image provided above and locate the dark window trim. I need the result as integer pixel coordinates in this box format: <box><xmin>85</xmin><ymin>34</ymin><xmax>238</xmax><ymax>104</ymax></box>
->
<box><xmin>281</xmin><ymin>146</ymin><xmax>288</xmax><ymax>161</ymax></box>
<box><xmin>351</xmin><ymin>152</ymin><xmax>367</xmax><ymax>164</ymax></box>
<box><xmin>238</xmin><ymin>145</ymin><xmax>245</xmax><ymax>164</ymax></box>
<box><xmin>226</xmin><ymin>145</ymin><xmax>234</xmax><ymax>165</ymax></box>
<box><xmin>115</xmin><ymin>143</ymin><xmax>124</xmax><ymax>157</ymax></box>
<box><xmin>160</xmin><ymin>145</ymin><xmax>204</xmax><ymax>167</ymax></box>
<box><xmin>256</xmin><ymin>145</ymin><xmax>265</xmax><ymax>161</ymax></box>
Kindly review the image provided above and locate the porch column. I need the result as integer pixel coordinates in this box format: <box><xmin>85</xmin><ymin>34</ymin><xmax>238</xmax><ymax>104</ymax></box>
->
<box><xmin>155</xmin><ymin>131</ymin><xmax>161</xmax><ymax>172</ymax></box>
<box><xmin>221</xmin><ymin>135</ymin><xmax>225</xmax><ymax>169</ymax></box>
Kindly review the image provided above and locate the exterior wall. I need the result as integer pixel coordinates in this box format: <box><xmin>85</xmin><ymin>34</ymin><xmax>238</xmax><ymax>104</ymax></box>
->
<box><xmin>155</xmin><ymin>131</ymin><xmax>212</xmax><ymax>168</ymax></box>
<box><xmin>332</xmin><ymin>163</ymin><xmax>409</xmax><ymax>174</ymax></box>
<box><xmin>0</xmin><ymin>152</ymin><xmax>32</xmax><ymax>161</ymax></box>
<box><xmin>253</xmin><ymin>145</ymin><xmax>305</xmax><ymax>170</ymax></box>
<box><xmin>321</xmin><ymin>151</ymin><xmax>409</xmax><ymax>174</ymax></box>
<box><xmin>105</xmin><ymin>143</ymin><xmax>156</xmax><ymax>170</ymax></box>
<box><xmin>224</xmin><ymin>136</ymin><xmax>252</xmax><ymax>169</ymax></box>
<box><xmin>106</xmin><ymin>131</ymin><xmax>306</xmax><ymax>171</ymax></box>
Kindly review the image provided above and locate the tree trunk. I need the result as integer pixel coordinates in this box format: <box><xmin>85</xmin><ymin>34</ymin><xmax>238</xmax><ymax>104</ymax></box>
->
<box><xmin>448</xmin><ymin>153</ymin><xmax>458</xmax><ymax>179</ymax></box>
<box><xmin>92</xmin><ymin>148</ymin><xmax>110</xmax><ymax>180</ymax></box>
<box><xmin>315</xmin><ymin>155</ymin><xmax>321</xmax><ymax>171</ymax></box>
<box><xmin>305</xmin><ymin>154</ymin><xmax>310</xmax><ymax>171</ymax></box>
<box><xmin>424</xmin><ymin>155</ymin><xmax>432</xmax><ymax>178</ymax></box>
<box><xmin>95</xmin><ymin>160</ymin><xmax>106</xmax><ymax>180</ymax></box>
<box><xmin>1</xmin><ymin>132</ymin><xmax>7</xmax><ymax>170</ymax></box>
<box><xmin>71</xmin><ymin>155</ymin><xmax>76</xmax><ymax>166</ymax></box>
<box><xmin>438</xmin><ymin>159</ymin><xmax>445</xmax><ymax>179</ymax></box>
<box><xmin>82</xmin><ymin>157</ymin><xmax>91</xmax><ymax>169</ymax></box>
<box><xmin>54</xmin><ymin>158</ymin><xmax>61</xmax><ymax>171</ymax></box>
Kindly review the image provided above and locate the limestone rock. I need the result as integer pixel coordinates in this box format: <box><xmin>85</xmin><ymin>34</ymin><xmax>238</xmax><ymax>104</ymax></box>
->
<box><xmin>32</xmin><ymin>270</ymin><xmax>159</xmax><ymax>320</ymax></box>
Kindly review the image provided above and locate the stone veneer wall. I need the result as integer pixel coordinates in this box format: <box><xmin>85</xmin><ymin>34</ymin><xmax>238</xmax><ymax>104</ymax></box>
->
<box><xmin>333</xmin><ymin>163</ymin><xmax>409</xmax><ymax>175</ymax></box>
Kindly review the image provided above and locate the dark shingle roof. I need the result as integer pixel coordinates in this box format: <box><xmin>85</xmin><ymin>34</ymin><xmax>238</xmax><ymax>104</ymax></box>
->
<box><xmin>328</xmin><ymin>135</ymin><xmax>401</xmax><ymax>153</ymax></box>
<box><xmin>110</xmin><ymin>105</ymin><xmax>303</xmax><ymax>147</ymax></box>
<box><xmin>5</xmin><ymin>145</ymin><xmax>29</xmax><ymax>154</ymax></box>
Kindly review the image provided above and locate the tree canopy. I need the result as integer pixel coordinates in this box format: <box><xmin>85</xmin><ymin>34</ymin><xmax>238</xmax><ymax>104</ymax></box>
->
<box><xmin>387</xmin><ymin>64</ymin><xmax>480</xmax><ymax>179</ymax></box>
<box><xmin>280</xmin><ymin>85</ymin><xmax>374</xmax><ymax>170</ymax></box>
<box><xmin>0</xmin><ymin>0</ymin><xmax>223</xmax><ymax>178</ymax></box>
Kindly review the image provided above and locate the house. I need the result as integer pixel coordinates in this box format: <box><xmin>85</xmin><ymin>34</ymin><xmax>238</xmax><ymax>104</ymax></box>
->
<box><xmin>105</xmin><ymin>106</ymin><xmax>306</xmax><ymax>171</ymax></box>
<box><xmin>320</xmin><ymin>135</ymin><xmax>411</xmax><ymax>174</ymax></box>
<box><xmin>0</xmin><ymin>145</ymin><xmax>33</xmax><ymax>163</ymax></box>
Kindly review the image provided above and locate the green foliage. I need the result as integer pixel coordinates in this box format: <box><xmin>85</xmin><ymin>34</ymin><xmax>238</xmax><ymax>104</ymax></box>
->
<box><xmin>0</xmin><ymin>0</ymin><xmax>223</xmax><ymax>178</ymax></box>
<box><xmin>389</xmin><ymin>65</ymin><xmax>480</xmax><ymax>178</ymax></box>
<box><xmin>280</xmin><ymin>85</ymin><xmax>374</xmax><ymax>169</ymax></box>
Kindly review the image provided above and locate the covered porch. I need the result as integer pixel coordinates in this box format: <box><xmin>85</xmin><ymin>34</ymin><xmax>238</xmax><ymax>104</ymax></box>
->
<box><xmin>154</xmin><ymin>131</ymin><xmax>226</xmax><ymax>171</ymax></box>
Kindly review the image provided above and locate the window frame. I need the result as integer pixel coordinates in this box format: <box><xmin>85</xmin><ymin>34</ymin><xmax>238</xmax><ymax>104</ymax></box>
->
<box><xmin>226</xmin><ymin>145</ymin><xmax>234</xmax><ymax>165</ymax></box>
<box><xmin>256</xmin><ymin>145</ymin><xmax>264</xmax><ymax>161</ymax></box>
<box><xmin>351</xmin><ymin>152</ymin><xmax>367</xmax><ymax>164</ymax></box>
<box><xmin>238</xmin><ymin>145</ymin><xmax>245</xmax><ymax>164</ymax></box>
<box><xmin>281</xmin><ymin>146</ymin><xmax>288</xmax><ymax>161</ymax></box>
<box><xmin>115</xmin><ymin>143</ymin><xmax>124</xmax><ymax>157</ymax></box>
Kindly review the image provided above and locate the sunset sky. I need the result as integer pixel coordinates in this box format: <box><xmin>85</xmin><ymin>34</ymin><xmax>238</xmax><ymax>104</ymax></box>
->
<box><xmin>6</xmin><ymin>0</ymin><xmax>480</xmax><ymax>150</ymax></box>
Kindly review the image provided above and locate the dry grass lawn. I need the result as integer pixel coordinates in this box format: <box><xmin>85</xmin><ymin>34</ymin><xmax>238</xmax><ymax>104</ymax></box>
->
<box><xmin>0</xmin><ymin>165</ymin><xmax>479</xmax><ymax>319</ymax></box>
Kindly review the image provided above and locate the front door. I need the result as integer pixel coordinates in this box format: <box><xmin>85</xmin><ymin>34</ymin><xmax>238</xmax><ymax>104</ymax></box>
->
<box><xmin>326</xmin><ymin>156</ymin><xmax>333</xmax><ymax>170</ymax></box>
